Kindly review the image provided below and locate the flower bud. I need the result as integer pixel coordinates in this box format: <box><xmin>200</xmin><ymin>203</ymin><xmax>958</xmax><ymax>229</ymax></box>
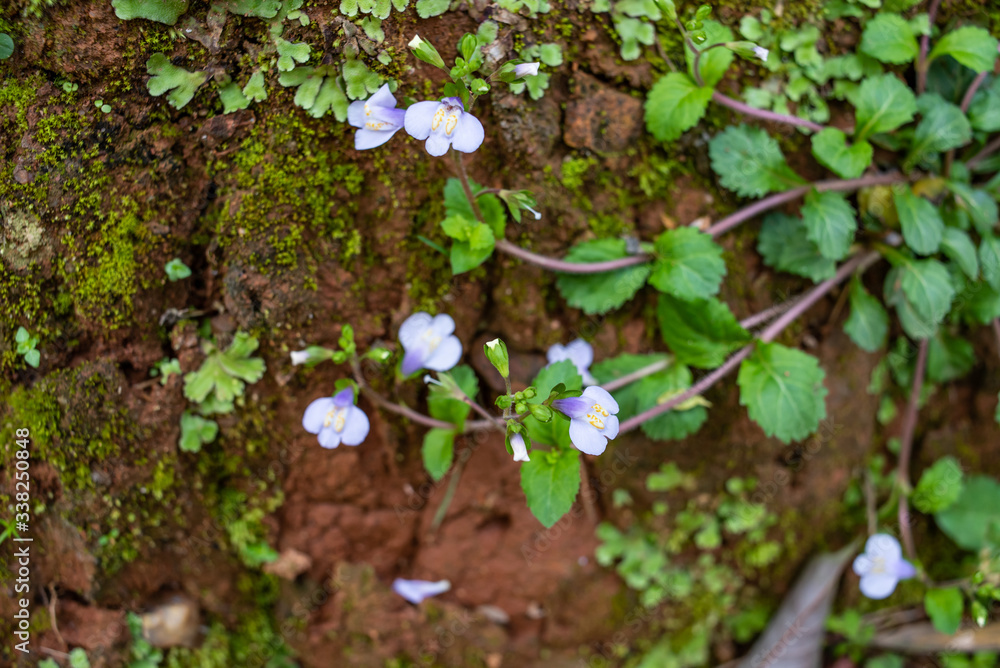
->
<box><xmin>514</xmin><ymin>62</ymin><xmax>540</xmax><ymax>78</ymax></box>
<box><xmin>408</xmin><ymin>34</ymin><xmax>447</xmax><ymax>70</ymax></box>
<box><xmin>484</xmin><ymin>338</ymin><xmax>510</xmax><ymax>378</ymax></box>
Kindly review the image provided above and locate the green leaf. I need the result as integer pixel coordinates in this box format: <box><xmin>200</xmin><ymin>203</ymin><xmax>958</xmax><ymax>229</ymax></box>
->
<box><xmin>521</xmin><ymin>448</ymin><xmax>581</xmax><ymax>528</ymax></box>
<box><xmin>947</xmin><ymin>183</ymin><xmax>998</xmax><ymax>236</ymax></box>
<box><xmin>24</xmin><ymin>348</ymin><xmax>40</xmax><ymax>368</ymax></box>
<box><xmin>539</xmin><ymin>43</ymin><xmax>563</xmax><ymax>66</ymax></box>
<box><xmin>927</xmin><ymin>330</ymin><xmax>975</xmax><ymax>383</ymax></box>
<box><xmin>443</xmin><ymin>178</ymin><xmax>506</xmax><ymax>236</ymax></box>
<box><xmin>113</xmin><ymin>0</ymin><xmax>188</xmax><ymax>24</ymax></box>
<box><xmin>894</xmin><ymin>186</ymin><xmax>944</xmax><ymax>255</ymax></box>
<box><xmin>884</xmin><ymin>267</ymin><xmax>938</xmax><ymax>339</ymax></box>
<box><xmin>634</xmin><ymin>363</ymin><xmax>709</xmax><ymax>441</ymax></box>
<box><xmin>979</xmin><ymin>235</ymin><xmax>1000</xmax><ymax>290</ymax></box>
<box><xmin>935</xmin><ymin>475</ymin><xmax>1000</xmax><ymax>551</ymax></box>
<box><xmin>657</xmin><ymin>294</ymin><xmax>752</xmax><ymax>369</ymax></box>
<box><xmin>801</xmin><ymin>190</ymin><xmax>857</xmax><ymax>260</ymax></box>
<box><xmin>530</xmin><ymin>359</ymin><xmax>582</xmax><ymax>404</ymax></box>
<box><xmin>758</xmin><ymin>213</ymin><xmax>836</xmax><ymax>282</ymax></box>
<box><xmin>968</xmin><ymin>77</ymin><xmax>1000</xmax><ymax>132</ymax></box>
<box><xmin>179</xmin><ymin>412</ymin><xmax>218</xmax><ymax>453</ymax></box>
<box><xmin>940</xmin><ymin>227</ymin><xmax>979</xmax><ymax>280</ymax></box>
<box><xmin>416</xmin><ymin>0</ymin><xmax>449</xmax><ymax>17</ymax></box>
<box><xmin>146</xmin><ymin>53</ymin><xmax>207</xmax><ymax>109</ymax></box>
<box><xmin>648</xmin><ymin>227</ymin><xmax>726</xmax><ymax>301</ymax></box>
<box><xmin>554</xmin><ymin>239</ymin><xmax>652</xmax><ymax>315</ymax></box>
<box><xmin>860</xmin><ymin>13</ymin><xmax>918</xmax><ymax>64</ymax></box>
<box><xmin>0</xmin><ymin>33</ymin><xmax>12</xmax><ymax>60</ymax></box>
<box><xmin>685</xmin><ymin>20</ymin><xmax>734</xmax><ymax>87</ymax></box>
<box><xmin>852</xmin><ymin>73</ymin><xmax>917</xmax><ymax>141</ymax></box>
<box><xmin>427</xmin><ymin>365</ymin><xmax>478</xmax><ymax>429</ymax></box>
<box><xmin>644</xmin><ymin>73</ymin><xmax>714</xmax><ymax>142</ymax></box>
<box><xmin>219</xmin><ymin>0</ymin><xmax>282</xmax><ymax>17</ymax></box>
<box><xmin>709</xmin><ymin>124</ymin><xmax>805</xmax><ymax>198</ymax></box>
<box><xmin>895</xmin><ymin>258</ymin><xmax>956</xmax><ymax>326</ymax></box>
<box><xmin>737</xmin><ymin>342</ymin><xmax>828</xmax><ymax>443</ymax></box>
<box><xmin>924</xmin><ymin>588</ymin><xmax>964</xmax><ymax>635</ymax></box>
<box><xmin>218</xmin><ymin>82</ymin><xmax>250</xmax><ymax>113</ymax></box>
<box><xmin>912</xmin><ymin>456</ymin><xmax>965</xmax><ymax>514</ymax></box>
<box><xmin>164</xmin><ymin>258</ymin><xmax>192</xmax><ymax>281</ymax></box>
<box><xmin>811</xmin><ymin>128</ymin><xmax>873</xmax><ymax>179</ymax></box>
<box><xmin>342</xmin><ymin>59</ymin><xmax>382</xmax><ymax>99</ymax></box>
<box><xmin>15</xmin><ymin>326</ymin><xmax>28</xmax><ymax>344</ymax></box>
<box><xmin>183</xmin><ymin>333</ymin><xmax>266</xmax><ymax>403</ymax></box>
<box><xmin>907</xmin><ymin>94</ymin><xmax>972</xmax><ymax>166</ymax></box>
<box><xmin>928</xmin><ymin>25</ymin><xmax>999</xmax><ymax>73</ymax></box>
<box><xmin>844</xmin><ymin>277</ymin><xmax>889</xmax><ymax>352</ymax></box>
<box><xmin>422</xmin><ymin>428</ymin><xmax>456</xmax><ymax>481</ymax></box>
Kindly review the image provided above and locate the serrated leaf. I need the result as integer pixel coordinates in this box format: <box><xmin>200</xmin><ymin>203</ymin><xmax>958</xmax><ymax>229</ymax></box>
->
<box><xmin>895</xmin><ymin>258</ymin><xmax>955</xmax><ymax>325</ymax></box>
<box><xmin>928</xmin><ymin>25</ymin><xmax>999</xmax><ymax>73</ymax></box>
<box><xmin>894</xmin><ymin>186</ymin><xmax>943</xmax><ymax>255</ymax></box>
<box><xmin>947</xmin><ymin>182</ymin><xmax>998</xmax><ymax>236</ymax></box>
<box><xmin>146</xmin><ymin>53</ymin><xmax>207</xmax><ymax>109</ymax></box>
<box><xmin>709</xmin><ymin>125</ymin><xmax>806</xmax><ymax>198</ymax></box>
<box><xmin>113</xmin><ymin>0</ymin><xmax>188</xmax><ymax>24</ymax></box>
<box><xmin>927</xmin><ymin>329</ymin><xmax>975</xmax><ymax>383</ymax></box>
<box><xmin>758</xmin><ymin>213</ymin><xmax>836</xmax><ymax>282</ymax></box>
<box><xmin>940</xmin><ymin>227</ymin><xmax>979</xmax><ymax>280</ymax></box>
<box><xmin>416</xmin><ymin>0</ymin><xmax>449</xmax><ymax>17</ymax></box>
<box><xmin>218</xmin><ymin>82</ymin><xmax>250</xmax><ymax>113</ymax></box>
<box><xmin>521</xmin><ymin>448</ymin><xmax>580</xmax><ymax>528</ymax></box>
<box><xmin>422</xmin><ymin>428</ymin><xmax>455</xmax><ymax>481</ymax></box>
<box><xmin>685</xmin><ymin>20</ymin><xmax>734</xmax><ymax>87</ymax></box>
<box><xmin>924</xmin><ymin>588</ymin><xmax>964</xmax><ymax>635</ymax></box>
<box><xmin>860</xmin><ymin>13</ymin><xmax>918</xmax><ymax>64</ymax></box>
<box><xmin>644</xmin><ymin>73</ymin><xmax>714</xmax><ymax>142</ymax></box>
<box><xmin>811</xmin><ymin>128</ymin><xmax>873</xmax><ymax>179</ymax></box>
<box><xmin>648</xmin><ymin>227</ymin><xmax>726</xmax><ymax>300</ymax></box>
<box><xmin>657</xmin><ymin>294</ymin><xmax>752</xmax><ymax>369</ymax></box>
<box><xmin>853</xmin><ymin>74</ymin><xmax>917</xmax><ymax>141</ymax></box>
<box><xmin>979</xmin><ymin>235</ymin><xmax>1000</xmax><ymax>290</ymax></box>
<box><xmin>539</xmin><ymin>43</ymin><xmax>563</xmax><ymax>66</ymax></box>
<box><xmin>844</xmin><ymin>277</ymin><xmax>889</xmax><ymax>352</ymax></box>
<box><xmin>884</xmin><ymin>266</ymin><xmax>938</xmax><ymax>339</ymax></box>
<box><xmin>179</xmin><ymin>412</ymin><xmax>218</xmax><ymax>453</ymax></box>
<box><xmin>936</xmin><ymin>475</ymin><xmax>1000</xmax><ymax>551</ymax></box>
<box><xmin>183</xmin><ymin>333</ymin><xmax>266</xmax><ymax>403</ymax></box>
<box><xmin>907</xmin><ymin>94</ymin><xmax>972</xmax><ymax>166</ymax></box>
<box><xmin>737</xmin><ymin>342</ymin><xmax>828</xmax><ymax>443</ymax></box>
<box><xmin>554</xmin><ymin>239</ymin><xmax>652</xmax><ymax>315</ymax></box>
<box><xmin>801</xmin><ymin>190</ymin><xmax>856</xmax><ymax>260</ymax></box>
<box><xmin>912</xmin><ymin>456</ymin><xmax>964</xmax><ymax>514</ymax></box>
<box><xmin>242</xmin><ymin>69</ymin><xmax>267</xmax><ymax>102</ymax></box>
<box><xmin>635</xmin><ymin>363</ymin><xmax>709</xmax><ymax>441</ymax></box>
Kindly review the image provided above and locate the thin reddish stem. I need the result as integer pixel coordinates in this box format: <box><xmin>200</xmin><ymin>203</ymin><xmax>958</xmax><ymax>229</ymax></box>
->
<box><xmin>897</xmin><ymin>339</ymin><xmax>929</xmax><ymax>563</ymax></box>
<box><xmin>916</xmin><ymin>0</ymin><xmax>942</xmax><ymax>95</ymax></box>
<box><xmin>711</xmin><ymin>91</ymin><xmax>825</xmax><ymax>133</ymax></box>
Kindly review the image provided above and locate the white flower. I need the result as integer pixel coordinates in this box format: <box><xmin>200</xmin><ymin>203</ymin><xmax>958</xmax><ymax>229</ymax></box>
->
<box><xmin>403</xmin><ymin>97</ymin><xmax>485</xmax><ymax>157</ymax></box>
<box><xmin>302</xmin><ymin>387</ymin><xmax>370</xmax><ymax>449</ymax></box>
<box><xmin>399</xmin><ymin>312</ymin><xmax>463</xmax><ymax>375</ymax></box>
<box><xmin>514</xmin><ymin>62</ymin><xmax>540</xmax><ymax>77</ymax></box>
<box><xmin>392</xmin><ymin>578</ymin><xmax>451</xmax><ymax>604</ymax></box>
<box><xmin>290</xmin><ymin>350</ymin><xmax>310</xmax><ymax>365</ymax></box>
<box><xmin>552</xmin><ymin>386</ymin><xmax>620</xmax><ymax>456</ymax></box>
<box><xmin>753</xmin><ymin>46</ymin><xmax>769</xmax><ymax>62</ymax></box>
<box><xmin>546</xmin><ymin>339</ymin><xmax>597</xmax><ymax>386</ymax></box>
<box><xmin>408</xmin><ymin>35</ymin><xmax>425</xmax><ymax>49</ymax></box>
<box><xmin>510</xmin><ymin>433</ymin><xmax>530</xmax><ymax>462</ymax></box>
<box><xmin>852</xmin><ymin>533</ymin><xmax>917</xmax><ymax>599</ymax></box>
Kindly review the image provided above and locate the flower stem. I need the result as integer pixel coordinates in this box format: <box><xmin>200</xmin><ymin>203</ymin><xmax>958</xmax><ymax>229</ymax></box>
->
<box><xmin>967</xmin><ymin>134</ymin><xmax>1000</xmax><ymax>170</ymax></box>
<box><xmin>602</xmin><ymin>358</ymin><xmax>672</xmax><ymax>392</ymax></box>
<box><xmin>350</xmin><ymin>358</ymin><xmax>456</xmax><ymax>431</ymax></box>
<box><xmin>945</xmin><ymin>71</ymin><xmax>990</xmax><ymax>175</ymax></box>
<box><xmin>618</xmin><ymin>251</ymin><xmax>880</xmax><ymax>433</ymax></box>
<box><xmin>431</xmin><ymin>454</ymin><xmax>467</xmax><ymax>532</ymax></box>
<box><xmin>494</xmin><ymin>239</ymin><xmax>651</xmax><ymax>273</ymax></box>
<box><xmin>897</xmin><ymin>338</ymin><xmax>929</xmax><ymax>564</ymax></box>
<box><xmin>916</xmin><ymin>0</ymin><xmax>942</xmax><ymax>95</ymax></box>
<box><xmin>453</xmin><ymin>150</ymin><xmax>485</xmax><ymax>223</ymax></box>
<box><xmin>711</xmin><ymin>91</ymin><xmax>825</xmax><ymax>133</ymax></box>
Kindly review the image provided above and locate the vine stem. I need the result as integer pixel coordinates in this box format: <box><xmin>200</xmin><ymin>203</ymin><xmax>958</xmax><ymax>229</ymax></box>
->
<box><xmin>431</xmin><ymin>455</ymin><xmax>467</xmax><ymax>532</ymax></box>
<box><xmin>711</xmin><ymin>91</ymin><xmax>825</xmax><ymax>133</ymax></box>
<box><xmin>916</xmin><ymin>0</ymin><xmax>942</xmax><ymax>95</ymax></box>
<box><xmin>618</xmin><ymin>251</ymin><xmax>880</xmax><ymax>433</ymax></box>
<box><xmin>352</xmin><ymin>359</ymin><xmax>457</xmax><ymax>431</ymax></box>
<box><xmin>967</xmin><ymin>135</ymin><xmax>1000</xmax><ymax>170</ymax></box>
<box><xmin>897</xmin><ymin>339</ymin><xmax>929</xmax><ymax>563</ymax></box>
<box><xmin>602</xmin><ymin>358</ymin><xmax>671</xmax><ymax>392</ymax></box>
<box><xmin>946</xmin><ymin>70</ymin><xmax>991</xmax><ymax>175</ymax></box>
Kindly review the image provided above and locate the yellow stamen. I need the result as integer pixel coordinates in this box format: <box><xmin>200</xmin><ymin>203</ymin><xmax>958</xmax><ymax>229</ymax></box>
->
<box><xmin>364</xmin><ymin>103</ymin><xmax>371</xmax><ymax>116</ymax></box>
<box><xmin>587</xmin><ymin>413</ymin><xmax>605</xmax><ymax>429</ymax></box>
<box><xmin>592</xmin><ymin>403</ymin><xmax>609</xmax><ymax>417</ymax></box>
<box><xmin>324</xmin><ymin>407</ymin><xmax>348</xmax><ymax>433</ymax></box>
<box><xmin>431</xmin><ymin>107</ymin><xmax>446</xmax><ymax>131</ymax></box>
<box><xmin>365</xmin><ymin>121</ymin><xmax>386</xmax><ymax>130</ymax></box>
<box><xmin>444</xmin><ymin>113</ymin><xmax>459</xmax><ymax>135</ymax></box>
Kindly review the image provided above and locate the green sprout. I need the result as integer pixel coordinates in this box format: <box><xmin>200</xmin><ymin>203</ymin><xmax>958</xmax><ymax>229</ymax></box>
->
<box><xmin>15</xmin><ymin>326</ymin><xmax>40</xmax><ymax>368</ymax></box>
<box><xmin>164</xmin><ymin>257</ymin><xmax>192</xmax><ymax>281</ymax></box>
<box><xmin>183</xmin><ymin>332</ymin><xmax>266</xmax><ymax>404</ymax></box>
<box><xmin>146</xmin><ymin>53</ymin><xmax>208</xmax><ymax>109</ymax></box>
<box><xmin>179</xmin><ymin>411</ymin><xmax>219</xmax><ymax>453</ymax></box>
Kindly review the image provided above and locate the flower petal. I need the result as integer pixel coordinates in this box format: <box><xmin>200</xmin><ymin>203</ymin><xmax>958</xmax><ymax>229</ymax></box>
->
<box><xmin>392</xmin><ymin>578</ymin><xmax>451</xmax><ymax>604</ymax></box>
<box><xmin>332</xmin><ymin>386</ymin><xmax>355</xmax><ymax>407</ymax></box>
<box><xmin>895</xmin><ymin>559</ymin><xmax>917</xmax><ymax>581</ymax></box>
<box><xmin>370</xmin><ymin>106</ymin><xmax>406</xmax><ymax>126</ymax></box>
<box><xmin>347</xmin><ymin>100</ymin><xmax>367</xmax><ymax>128</ymax></box>
<box><xmin>317</xmin><ymin>426</ymin><xmax>343</xmax><ymax>449</ymax></box>
<box><xmin>404</xmin><ymin>101</ymin><xmax>441</xmax><ymax>140</ymax></box>
<box><xmin>510</xmin><ymin>433</ymin><xmax>530</xmax><ymax>462</ymax></box>
<box><xmin>400</xmin><ymin>312</ymin><xmax>433</xmax><ymax>348</ymax></box>
<box><xmin>340</xmin><ymin>405</ymin><xmax>370</xmax><ymax>446</ymax></box>
<box><xmin>424</xmin><ymin>132</ymin><xmax>451</xmax><ymax>157</ymax></box>
<box><xmin>859</xmin><ymin>573</ymin><xmax>899</xmax><ymax>600</ymax></box>
<box><xmin>302</xmin><ymin>397</ymin><xmax>335</xmax><ymax>434</ymax></box>
<box><xmin>401</xmin><ymin>348</ymin><xmax>427</xmax><ymax>375</ymax></box>
<box><xmin>866</xmin><ymin>533</ymin><xmax>902</xmax><ymax>564</ymax></box>
<box><xmin>546</xmin><ymin>343</ymin><xmax>569</xmax><ymax>365</ymax></box>
<box><xmin>367</xmin><ymin>83</ymin><xmax>396</xmax><ymax>109</ymax></box>
<box><xmin>602</xmin><ymin>414</ymin><xmax>620</xmax><ymax>440</ymax></box>
<box><xmin>355</xmin><ymin>127</ymin><xmax>399</xmax><ymax>151</ymax></box>
<box><xmin>569</xmin><ymin>418</ymin><xmax>608</xmax><ymax>456</ymax></box>
<box><xmin>582</xmin><ymin>386</ymin><xmax>619</xmax><ymax>414</ymax></box>
<box><xmin>449</xmin><ymin>112</ymin><xmax>485</xmax><ymax>153</ymax></box>
<box><xmin>552</xmin><ymin>396</ymin><xmax>589</xmax><ymax>419</ymax></box>
<box><xmin>429</xmin><ymin>313</ymin><xmax>456</xmax><ymax>338</ymax></box>
<box><xmin>424</xmin><ymin>335</ymin><xmax>462</xmax><ymax>372</ymax></box>
<box><xmin>566</xmin><ymin>339</ymin><xmax>594</xmax><ymax>369</ymax></box>
<box><xmin>852</xmin><ymin>554</ymin><xmax>873</xmax><ymax>577</ymax></box>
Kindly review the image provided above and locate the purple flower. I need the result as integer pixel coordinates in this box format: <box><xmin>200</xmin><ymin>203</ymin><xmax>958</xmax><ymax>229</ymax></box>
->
<box><xmin>546</xmin><ymin>339</ymin><xmax>597</xmax><ymax>386</ymax></box>
<box><xmin>392</xmin><ymin>578</ymin><xmax>451</xmax><ymax>604</ymax></box>
<box><xmin>514</xmin><ymin>62</ymin><xmax>540</xmax><ymax>77</ymax></box>
<box><xmin>399</xmin><ymin>312</ymin><xmax>463</xmax><ymax>375</ymax></box>
<box><xmin>552</xmin><ymin>386</ymin><xmax>619</xmax><ymax>456</ymax></box>
<box><xmin>510</xmin><ymin>433</ymin><xmax>530</xmax><ymax>462</ymax></box>
<box><xmin>404</xmin><ymin>96</ymin><xmax>484</xmax><ymax>156</ymax></box>
<box><xmin>852</xmin><ymin>533</ymin><xmax>917</xmax><ymax>599</ymax></box>
<box><xmin>302</xmin><ymin>387</ymin><xmax>370</xmax><ymax>449</ymax></box>
<box><xmin>347</xmin><ymin>84</ymin><xmax>406</xmax><ymax>150</ymax></box>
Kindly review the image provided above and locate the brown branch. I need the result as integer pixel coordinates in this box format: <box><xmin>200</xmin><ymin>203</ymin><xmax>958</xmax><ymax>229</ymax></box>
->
<box><xmin>897</xmin><ymin>339</ymin><xmax>929</xmax><ymax>563</ymax></box>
